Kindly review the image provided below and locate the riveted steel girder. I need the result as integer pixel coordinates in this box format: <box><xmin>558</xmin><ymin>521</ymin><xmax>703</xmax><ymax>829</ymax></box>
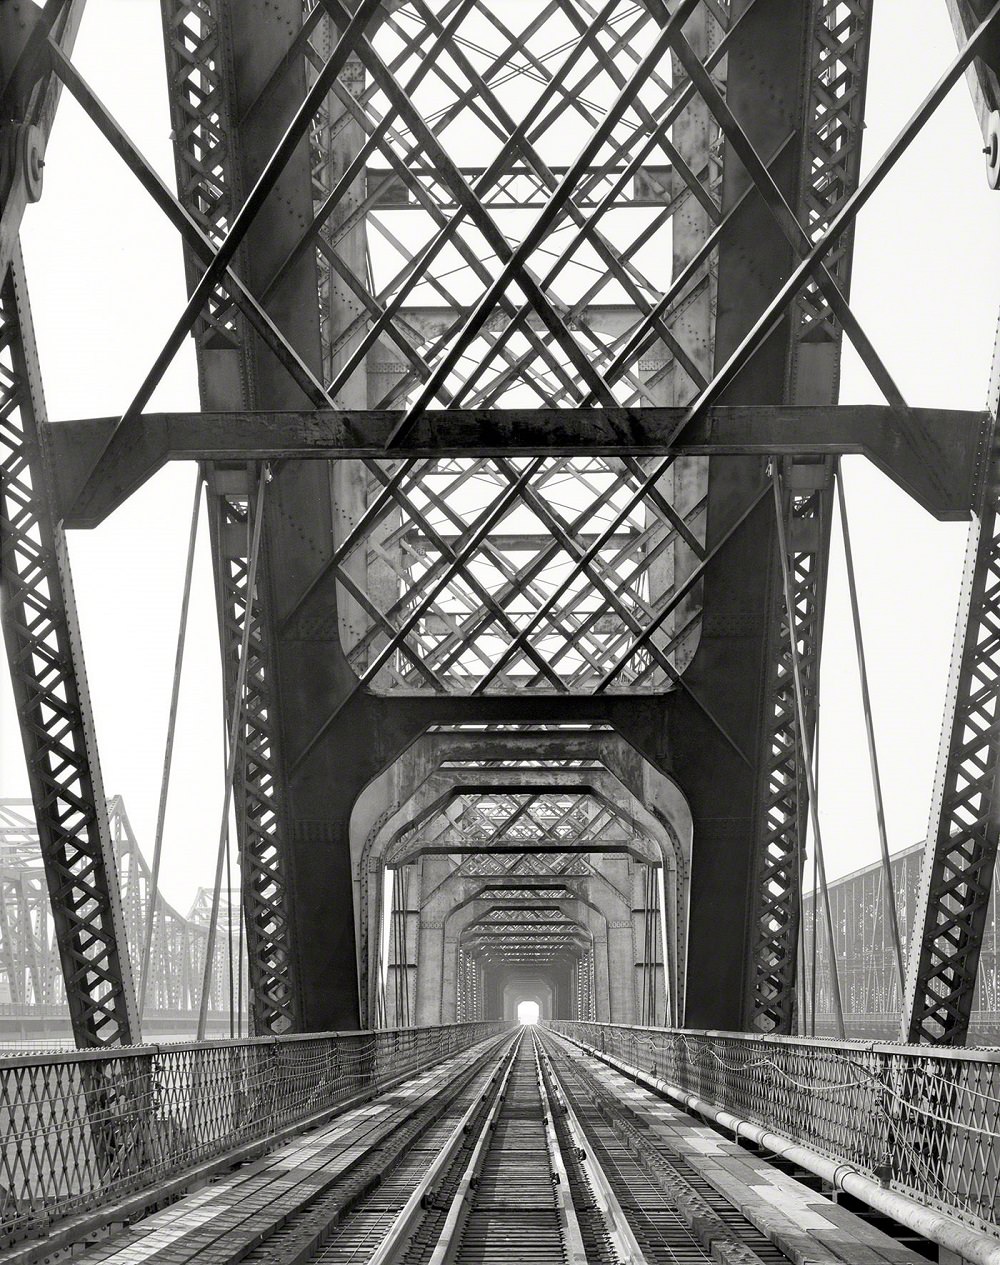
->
<box><xmin>158</xmin><ymin>0</ymin><xmax>301</xmax><ymax>1035</ymax></box>
<box><xmin>742</xmin><ymin>0</ymin><xmax>873</xmax><ymax>1034</ymax></box>
<box><xmin>0</xmin><ymin>254</ymin><xmax>138</xmax><ymax>1047</ymax></box>
<box><xmin>904</xmin><ymin>378</ymin><xmax>999</xmax><ymax>1045</ymax></box>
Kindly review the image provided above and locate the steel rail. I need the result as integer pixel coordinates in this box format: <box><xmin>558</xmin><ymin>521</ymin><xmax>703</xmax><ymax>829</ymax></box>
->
<box><xmin>540</xmin><ymin>1030</ymin><xmax>779</xmax><ymax>1264</ymax></box>
<box><xmin>362</xmin><ymin>1033</ymin><xmax>522</xmax><ymax>1265</ymax></box>
<box><xmin>535</xmin><ymin>1038</ymin><xmax>647</xmax><ymax>1265</ymax></box>
<box><xmin>551</xmin><ymin>1025</ymin><xmax>1000</xmax><ymax>1265</ymax></box>
<box><xmin>418</xmin><ymin>1029</ymin><xmax>594</xmax><ymax>1265</ymax></box>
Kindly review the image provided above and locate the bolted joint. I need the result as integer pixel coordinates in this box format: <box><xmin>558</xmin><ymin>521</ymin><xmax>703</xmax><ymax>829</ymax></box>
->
<box><xmin>0</xmin><ymin>121</ymin><xmax>44</xmax><ymax>203</ymax></box>
<box><xmin>986</xmin><ymin>111</ymin><xmax>1000</xmax><ymax>189</ymax></box>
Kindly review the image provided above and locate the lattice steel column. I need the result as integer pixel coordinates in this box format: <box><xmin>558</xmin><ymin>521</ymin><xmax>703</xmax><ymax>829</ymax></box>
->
<box><xmin>744</xmin><ymin>0</ymin><xmax>873</xmax><ymax>1033</ymax></box>
<box><xmin>0</xmin><ymin>253</ymin><xmax>137</xmax><ymax>1047</ymax></box>
<box><xmin>206</xmin><ymin>467</ymin><xmax>298</xmax><ymax>1034</ymax></box>
<box><xmin>904</xmin><ymin>392</ymin><xmax>997</xmax><ymax>1045</ymax></box>
<box><xmin>746</xmin><ymin>463</ymin><xmax>831</xmax><ymax>1033</ymax></box>
<box><xmin>160</xmin><ymin>0</ymin><xmax>300</xmax><ymax>1035</ymax></box>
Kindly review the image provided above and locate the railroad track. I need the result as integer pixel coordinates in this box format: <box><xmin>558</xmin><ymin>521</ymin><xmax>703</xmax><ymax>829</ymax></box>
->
<box><xmin>71</xmin><ymin>1029</ymin><xmax>814</xmax><ymax>1265</ymax></box>
<box><xmin>287</xmin><ymin>1028</ymin><xmax>775</xmax><ymax>1265</ymax></box>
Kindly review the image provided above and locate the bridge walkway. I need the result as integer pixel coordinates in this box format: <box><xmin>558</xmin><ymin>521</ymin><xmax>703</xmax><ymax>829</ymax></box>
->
<box><xmin>0</xmin><ymin>1028</ymin><xmax>936</xmax><ymax>1265</ymax></box>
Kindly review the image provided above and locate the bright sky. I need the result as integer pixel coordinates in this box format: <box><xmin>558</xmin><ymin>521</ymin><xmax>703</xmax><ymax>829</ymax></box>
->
<box><xmin>1</xmin><ymin>0</ymin><xmax>998</xmax><ymax>911</ymax></box>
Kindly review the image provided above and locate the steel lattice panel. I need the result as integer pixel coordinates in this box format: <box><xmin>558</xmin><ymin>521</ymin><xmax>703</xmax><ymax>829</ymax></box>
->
<box><xmin>297</xmin><ymin>0</ymin><xmax>723</xmax><ymax>693</ymax></box>
<box><xmin>207</xmin><ymin>478</ymin><xmax>299</xmax><ymax>1034</ymax></box>
<box><xmin>393</xmin><ymin>789</ymin><xmax>657</xmax><ymax>857</ymax></box>
<box><xmin>160</xmin><ymin>0</ymin><xmax>299</xmax><ymax>1035</ymax></box>
<box><xmin>0</xmin><ymin>261</ymin><xmax>137</xmax><ymax>1048</ymax></box>
<box><xmin>746</xmin><ymin>479</ymin><xmax>829</xmax><ymax>1033</ymax></box>
<box><xmin>906</xmin><ymin>477</ymin><xmax>1000</xmax><ymax>1044</ymax></box>
<box><xmin>743</xmin><ymin>0</ymin><xmax>873</xmax><ymax>1032</ymax></box>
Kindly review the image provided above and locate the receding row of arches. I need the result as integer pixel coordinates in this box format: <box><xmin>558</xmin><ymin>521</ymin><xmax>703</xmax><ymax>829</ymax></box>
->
<box><xmin>347</xmin><ymin>726</ymin><xmax>693</xmax><ymax>1026</ymax></box>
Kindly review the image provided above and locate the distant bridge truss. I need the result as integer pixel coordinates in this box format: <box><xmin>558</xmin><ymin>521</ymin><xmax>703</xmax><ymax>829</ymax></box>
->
<box><xmin>804</xmin><ymin>845</ymin><xmax>1000</xmax><ymax>1042</ymax></box>
<box><xmin>0</xmin><ymin>797</ymin><xmax>242</xmax><ymax>1033</ymax></box>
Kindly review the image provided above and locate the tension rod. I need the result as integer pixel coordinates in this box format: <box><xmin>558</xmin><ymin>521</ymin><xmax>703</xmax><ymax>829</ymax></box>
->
<box><xmin>835</xmin><ymin>459</ymin><xmax>907</xmax><ymax>1001</ymax></box>
<box><xmin>197</xmin><ymin>463</ymin><xmax>269</xmax><ymax>1042</ymax></box>
<box><xmin>139</xmin><ymin>472</ymin><xmax>202</xmax><ymax>1019</ymax></box>
<box><xmin>771</xmin><ymin>466</ymin><xmax>846</xmax><ymax>1039</ymax></box>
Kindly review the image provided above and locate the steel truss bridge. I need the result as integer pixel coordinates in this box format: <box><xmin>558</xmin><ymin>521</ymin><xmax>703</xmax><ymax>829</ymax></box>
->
<box><xmin>0</xmin><ymin>799</ymin><xmax>242</xmax><ymax>1039</ymax></box>
<box><xmin>4</xmin><ymin>0</ymin><xmax>1000</xmax><ymax>1259</ymax></box>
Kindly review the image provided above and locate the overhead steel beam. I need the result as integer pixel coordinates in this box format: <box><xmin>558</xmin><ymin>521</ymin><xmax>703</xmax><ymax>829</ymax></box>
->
<box><xmin>49</xmin><ymin>405</ymin><xmax>986</xmax><ymax>527</ymax></box>
<box><xmin>943</xmin><ymin>0</ymin><xmax>1000</xmax><ymax>143</ymax></box>
<box><xmin>0</xmin><ymin>252</ymin><xmax>138</xmax><ymax>1047</ymax></box>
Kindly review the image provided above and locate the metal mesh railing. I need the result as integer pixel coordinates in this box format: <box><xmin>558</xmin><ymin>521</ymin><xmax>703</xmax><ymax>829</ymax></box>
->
<box><xmin>549</xmin><ymin>1021</ymin><xmax>1000</xmax><ymax>1237</ymax></box>
<box><xmin>0</xmin><ymin>1022</ymin><xmax>504</xmax><ymax>1245</ymax></box>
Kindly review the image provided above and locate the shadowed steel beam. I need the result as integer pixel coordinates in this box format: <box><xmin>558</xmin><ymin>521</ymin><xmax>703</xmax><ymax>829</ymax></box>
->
<box><xmin>742</xmin><ymin>0</ymin><xmax>874</xmax><ymax>1035</ymax></box>
<box><xmin>899</xmin><ymin>0</ymin><xmax>1000</xmax><ymax>1050</ymax></box>
<box><xmin>158</xmin><ymin>0</ymin><xmax>302</xmax><ymax>1037</ymax></box>
<box><xmin>943</xmin><ymin>0</ymin><xmax>1000</xmax><ymax>140</ymax></box>
<box><xmin>49</xmin><ymin>405</ymin><xmax>987</xmax><ymax>527</ymax></box>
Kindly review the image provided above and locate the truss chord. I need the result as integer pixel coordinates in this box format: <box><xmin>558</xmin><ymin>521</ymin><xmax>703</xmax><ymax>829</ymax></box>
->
<box><xmin>197</xmin><ymin>463</ymin><xmax>268</xmax><ymax>1042</ymax></box>
<box><xmin>0</xmin><ymin>0</ymin><xmax>71</xmax><ymax>119</ymax></box>
<box><xmin>771</xmin><ymin>467</ymin><xmax>845</xmax><ymax>1039</ymax></box>
<box><xmin>0</xmin><ymin>0</ymin><xmax>86</xmax><ymax>279</ymax></box>
<box><xmin>138</xmin><ymin>471</ymin><xmax>203</xmax><ymax>1020</ymax></box>
<box><xmin>903</xmin><ymin>423</ymin><xmax>1000</xmax><ymax>1042</ymax></box>
<box><xmin>835</xmin><ymin>458</ymin><xmax>906</xmax><ymax>1001</ymax></box>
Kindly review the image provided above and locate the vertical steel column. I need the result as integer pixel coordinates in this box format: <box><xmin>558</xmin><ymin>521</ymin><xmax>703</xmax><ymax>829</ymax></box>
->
<box><xmin>744</xmin><ymin>0</ymin><xmax>873</xmax><ymax>1032</ymax></box>
<box><xmin>904</xmin><ymin>394</ymin><xmax>997</xmax><ymax>1045</ymax></box>
<box><xmin>0</xmin><ymin>253</ymin><xmax>137</xmax><ymax>1047</ymax></box>
<box><xmin>160</xmin><ymin>0</ymin><xmax>299</xmax><ymax>1034</ymax></box>
<box><xmin>206</xmin><ymin>467</ymin><xmax>298</xmax><ymax>1033</ymax></box>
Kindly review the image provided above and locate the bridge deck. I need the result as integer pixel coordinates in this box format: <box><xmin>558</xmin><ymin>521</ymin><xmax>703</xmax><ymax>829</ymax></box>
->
<box><xmin>0</xmin><ymin>1030</ymin><xmax>932</xmax><ymax>1265</ymax></box>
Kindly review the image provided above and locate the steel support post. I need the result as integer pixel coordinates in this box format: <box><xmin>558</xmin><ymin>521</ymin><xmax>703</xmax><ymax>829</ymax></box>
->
<box><xmin>205</xmin><ymin>467</ymin><xmax>298</xmax><ymax>1032</ymax></box>
<box><xmin>160</xmin><ymin>0</ymin><xmax>300</xmax><ymax>1034</ymax></box>
<box><xmin>743</xmin><ymin>0</ymin><xmax>873</xmax><ymax>1032</ymax></box>
<box><xmin>904</xmin><ymin>387</ymin><xmax>999</xmax><ymax>1045</ymax></box>
<box><xmin>0</xmin><ymin>253</ymin><xmax>138</xmax><ymax>1047</ymax></box>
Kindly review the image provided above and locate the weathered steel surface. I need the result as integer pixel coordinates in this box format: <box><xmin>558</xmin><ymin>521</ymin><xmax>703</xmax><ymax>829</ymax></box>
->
<box><xmin>51</xmin><ymin>405</ymin><xmax>985</xmax><ymax>527</ymax></box>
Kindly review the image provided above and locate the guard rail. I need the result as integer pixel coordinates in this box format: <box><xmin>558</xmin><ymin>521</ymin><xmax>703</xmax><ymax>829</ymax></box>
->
<box><xmin>549</xmin><ymin>1020</ymin><xmax>1000</xmax><ymax>1238</ymax></box>
<box><xmin>0</xmin><ymin>1021</ymin><xmax>506</xmax><ymax>1247</ymax></box>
